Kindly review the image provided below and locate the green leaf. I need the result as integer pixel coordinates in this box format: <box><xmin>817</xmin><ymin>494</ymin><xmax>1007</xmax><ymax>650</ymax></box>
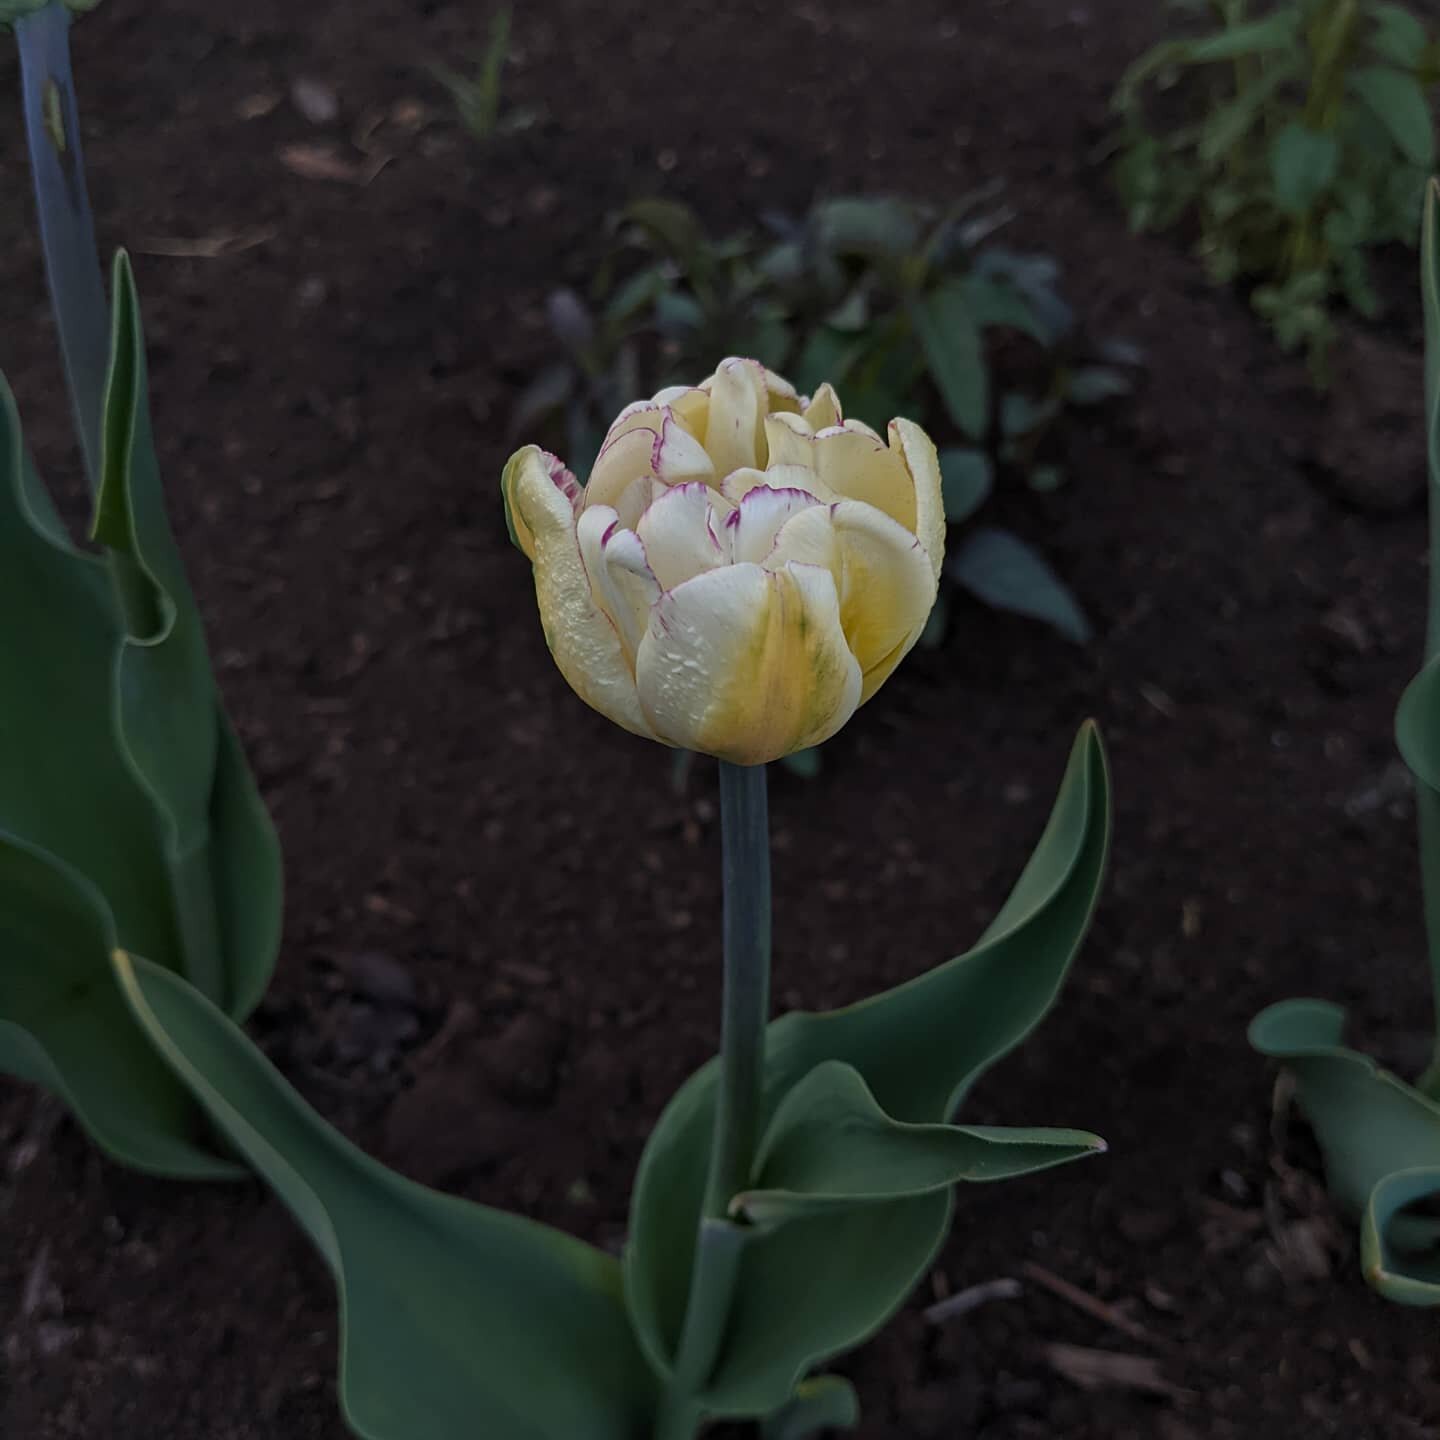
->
<box><xmin>114</xmin><ymin>952</ymin><xmax>661</xmax><ymax>1437</ymax></box>
<box><xmin>780</xmin><ymin>747</ymin><xmax>822</xmax><ymax>780</ymax></box>
<box><xmin>939</xmin><ymin>447</ymin><xmax>992</xmax><ymax>522</ymax></box>
<box><xmin>1067</xmin><ymin>366</ymin><xmax>1134</xmax><ymax>405</ymax></box>
<box><xmin>1398</xmin><ymin>655</ymin><xmax>1440</xmax><ymax>793</ymax></box>
<box><xmin>623</xmin><ymin>199</ymin><xmax>708</xmax><ymax>272</ymax></box>
<box><xmin>733</xmin><ymin>1060</ymin><xmax>1102</xmax><ymax>1226</ymax></box>
<box><xmin>1350</xmin><ymin>65</ymin><xmax>1436</xmax><ymax>168</ymax></box>
<box><xmin>1268</xmin><ymin>123</ymin><xmax>1339</xmax><ymax>217</ymax></box>
<box><xmin>913</xmin><ymin>280</ymin><xmax>988</xmax><ymax>438</ymax></box>
<box><xmin>958</xmin><ymin>273</ymin><xmax>1045</xmax><ymax>342</ymax></box>
<box><xmin>947</xmin><ymin>527</ymin><xmax>1092</xmax><ymax>644</ymax></box>
<box><xmin>92</xmin><ymin>252</ymin><xmax>281</xmax><ymax>1015</ymax></box>
<box><xmin>1187</xmin><ymin>12</ymin><xmax>1300</xmax><ymax>62</ymax></box>
<box><xmin>1196</xmin><ymin>54</ymin><xmax>1302</xmax><ymax>164</ymax></box>
<box><xmin>0</xmin><ymin>372</ymin><xmax>176</xmax><ymax>972</ymax></box>
<box><xmin>1250</xmin><ymin>1000</ymin><xmax>1440</xmax><ymax>1304</ymax></box>
<box><xmin>1371</xmin><ymin>4</ymin><xmax>1429</xmax><ymax>68</ymax></box>
<box><xmin>625</xmin><ymin>725</ymin><xmax>1110</xmax><ymax>1417</ymax></box>
<box><xmin>0</xmin><ymin>835</ymin><xmax>239</xmax><ymax>1178</ymax></box>
<box><xmin>760</xmin><ymin>1376</ymin><xmax>859</xmax><ymax>1440</ymax></box>
<box><xmin>810</xmin><ymin>197</ymin><xmax>921</xmax><ymax>264</ymax></box>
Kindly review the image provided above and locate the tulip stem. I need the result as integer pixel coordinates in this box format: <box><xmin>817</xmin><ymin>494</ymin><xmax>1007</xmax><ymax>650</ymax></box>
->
<box><xmin>655</xmin><ymin>760</ymin><xmax>772</xmax><ymax>1440</ymax></box>
<box><xmin>15</xmin><ymin>1</ymin><xmax>109</xmax><ymax>494</ymax></box>
<box><xmin>706</xmin><ymin>759</ymin><xmax>773</xmax><ymax>1218</ymax></box>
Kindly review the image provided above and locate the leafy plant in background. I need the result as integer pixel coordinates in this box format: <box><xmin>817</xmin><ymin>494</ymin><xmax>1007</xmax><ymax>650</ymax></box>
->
<box><xmin>0</xmin><ymin>0</ymin><xmax>281</xmax><ymax>1178</ymax></box>
<box><xmin>429</xmin><ymin>4</ymin><xmax>540</xmax><ymax>144</ymax></box>
<box><xmin>1250</xmin><ymin>180</ymin><xmax>1440</xmax><ymax>1305</ymax></box>
<box><xmin>1113</xmin><ymin>0</ymin><xmax>1440</xmax><ymax>374</ymax></box>
<box><xmin>513</xmin><ymin>195</ymin><xmax>1143</xmax><ymax>655</ymax></box>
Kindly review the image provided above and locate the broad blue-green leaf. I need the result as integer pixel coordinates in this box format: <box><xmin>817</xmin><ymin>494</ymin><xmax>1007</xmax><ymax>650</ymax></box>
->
<box><xmin>913</xmin><ymin>280</ymin><xmax>988</xmax><ymax>438</ymax></box>
<box><xmin>811</xmin><ymin>197</ymin><xmax>921</xmax><ymax>264</ymax></box>
<box><xmin>947</xmin><ymin>527</ymin><xmax>1092</xmax><ymax>645</ymax></box>
<box><xmin>1397</xmin><ymin>654</ymin><xmax>1440</xmax><ymax>792</ymax></box>
<box><xmin>1268</xmin><ymin>123</ymin><xmax>1339</xmax><ymax>216</ymax></box>
<box><xmin>0</xmin><ymin>372</ymin><xmax>177</xmax><ymax>970</ymax></box>
<box><xmin>1250</xmin><ymin>1000</ymin><xmax>1440</xmax><ymax>1304</ymax></box>
<box><xmin>1350</xmin><ymin>65</ymin><xmax>1436</xmax><ymax>168</ymax></box>
<box><xmin>1197</xmin><ymin>55</ymin><xmax>1302</xmax><ymax>164</ymax></box>
<box><xmin>0</xmin><ymin>835</ymin><xmax>239</xmax><ymax>1178</ymax></box>
<box><xmin>114</xmin><ymin>952</ymin><xmax>660</xmax><ymax>1438</ymax></box>
<box><xmin>626</xmin><ymin>724</ymin><xmax>1110</xmax><ymax>1417</ymax></box>
<box><xmin>732</xmin><ymin>1060</ymin><xmax>1103</xmax><ymax>1225</ymax></box>
<box><xmin>0</xmin><ymin>262</ymin><xmax>279</xmax><ymax>1170</ymax></box>
<box><xmin>92</xmin><ymin>251</ymin><xmax>281</xmax><ymax>1015</ymax></box>
<box><xmin>1370</xmin><ymin>4</ymin><xmax>1428</xmax><ymax>69</ymax></box>
<box><xmin>938</xmin><ymin>447</ymin><xmax>992</xmax><ymax>522</ymax></box>
<box><xmin>759</xmin><ymin>1377</ymin><xmax>859</xmax><ymax>1440</ymax></box>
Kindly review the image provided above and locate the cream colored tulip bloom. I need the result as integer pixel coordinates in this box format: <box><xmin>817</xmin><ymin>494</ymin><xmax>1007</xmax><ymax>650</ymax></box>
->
<box><xmin>502</xmin><ymin>357</ymin><xmax>944</xmax><ymax>766</ymax></box>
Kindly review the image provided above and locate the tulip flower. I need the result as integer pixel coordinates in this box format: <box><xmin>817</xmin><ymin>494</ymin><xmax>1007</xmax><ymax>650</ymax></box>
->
<box><xmin>503</xmin><ymin>357</ymin><xmax>945</xmax><ymax>765</ymax></box>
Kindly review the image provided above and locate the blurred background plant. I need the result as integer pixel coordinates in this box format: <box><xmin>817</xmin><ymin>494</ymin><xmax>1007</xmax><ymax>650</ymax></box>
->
<box><xmin>428</xmin><ymin>4</ymin><xmax>539</xmax><ymax>143</ymax></box>
<box><xmin>510</xmin><ymin>193</ymin><xmax>1141</xmax><ymax>668</ymax></box>
<box><xmin>1111</xmin><ymin>0</ymin><xmax>1440</xmax><ymax>377</ymax></box>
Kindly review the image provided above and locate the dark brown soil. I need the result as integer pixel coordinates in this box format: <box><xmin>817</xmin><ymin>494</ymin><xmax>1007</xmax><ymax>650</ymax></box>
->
<box><xmin>3</xmin><ymin>2</ymin><xmax>1440</xmax><ymax>1437</ymax></box>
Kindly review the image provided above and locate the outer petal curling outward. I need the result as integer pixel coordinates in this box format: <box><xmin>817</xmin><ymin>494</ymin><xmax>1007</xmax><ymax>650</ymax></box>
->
<box><xmin>507</xmin><ymin>446</ymin><xmax>657</xmax><ymax>740</ymax></box>
<box><xmin>634</xmin><ymin>562</ymin><xmax>863</xmax><ymax>766</ymax></box>
<box><xmin>892</xmin><ymin>418</ymin><xmax>945</xmax><ymax>582</ymax></box>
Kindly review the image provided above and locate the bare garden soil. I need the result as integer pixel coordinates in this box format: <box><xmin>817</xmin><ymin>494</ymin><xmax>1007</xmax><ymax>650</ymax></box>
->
<box><xmin>2</xmin><ymin>1</ymin><xmax>1439</xmax><ymax>1436</ymax></box>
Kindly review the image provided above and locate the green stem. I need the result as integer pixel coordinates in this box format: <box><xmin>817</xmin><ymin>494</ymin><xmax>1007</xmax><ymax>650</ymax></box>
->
<box><xmin>1419</xmin><ymin>340</ymin><xmax>1440</xmax><ymax>1097</ymax></box>
<box><xmin>15</xmin><ymin>1</ymin><xmax>108</xmax><ymax>493</ymax></box>
<box><xmin>654</xmin><ymin>760</ymin><xmax>772</xmax><ymax>1440</ymax></box>
<box><xmin>706</xmin><ymin>760</ymin><xmax>772</xmax><ymax>1217</ymax></box>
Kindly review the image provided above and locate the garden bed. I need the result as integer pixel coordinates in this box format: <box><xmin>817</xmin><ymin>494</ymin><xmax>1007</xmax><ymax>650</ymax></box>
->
<box><xmin>2</xmin><ymin>0</ymin><xmax>1437</xmax><ymax>1436</ymax></box>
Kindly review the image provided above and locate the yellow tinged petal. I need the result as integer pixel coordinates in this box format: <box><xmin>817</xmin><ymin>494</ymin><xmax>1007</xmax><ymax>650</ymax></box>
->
<box><xmin>635</xmin><ymin>561</ymin><xmax>862</xmax><ymax>765</ymax></box>
<box><xmin>803</xmin><ymin>383</ymin><xmax>843</xmax><ymax>431</ymax></box>
<box><xmin>827</xmin><ymin>500</ymin><xmax>938</xmax><ymax>702</ymax></box>
<box><xmin>892</xmin><ymin>418</ymin><xmax>945</xmax><ymax>582</ymax></box>
<box><xmin>510</xmin><ymin>447</ymin><xmax>656</xmax><ymax>740</ymax></box>
<box><xmin>503</xmin><ymin>445</ymin><xmax>578</xmax><ymax>561</ymax></box>
<box><xmin>811</xmin><ymin>424</ymin><xmax>917</xmax><ymax>535</ymax></box>
<box><xmin>702</xmin><ymin>357</ymin><xmax>767</xmax><ymax>477</ymax></box>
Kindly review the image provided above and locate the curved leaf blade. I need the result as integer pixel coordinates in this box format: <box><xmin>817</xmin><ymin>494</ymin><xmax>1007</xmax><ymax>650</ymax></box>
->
<box><xmin>625</xmin><ymin>724</ymin><xmax>1110</xmax><ymax>1415</ymax></box>
<box><xmin>0</xmin><ymin>835</ymin><xmax>238</xmax><ymax>1178</ymax></box>
<box><xmin>733</xmin><ymin>1059</ymin><xmax>1102</xmax><ymax>1225</ymax></box>
<box><xmin>1251</xmin><ymin>999</ymin><xmax>1440</xmax><ymax>1303</ymax></box>
<box><xmin>1350</xmin><ymin>65</ymin><xmax>1436</xmax><ymax>169</ymax></box>
<box><xmin>114</xmin><ymin>953</ymin><xmax>659</xmax><ymax>1440</ymax></box>
<box><xmin>947</xmin><ymin>528</ymin><xmax>1092</xmax><ymax>645</ymax></box>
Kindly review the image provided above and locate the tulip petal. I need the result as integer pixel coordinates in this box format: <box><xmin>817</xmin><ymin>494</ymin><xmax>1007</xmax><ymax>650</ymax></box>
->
<box><xmin>892</xmin><ymin>419</ymin><xmax>946</xmax><ymax>582</ymax></box>
<box><xmin>586</xmin><ymin>428</ymin><xmax>660</xmax><ymax>513</ymax></box>
<box><xmin>576</xmin><ymin>506</ymin><xmax>660</xmax><ymax>661</ymax></box>
<box><xmin>763</xmin><ymin>411</ymin><xmax>818</xmax><ymax>469</ymax></box>
<box><xmin>652</xmin><ymin>386</ymin><xmax>710</xmax><ymax>441</ymax></box>
<box><xmin>635</xmin><ymin>561</ymin><xmax>862</xmax><ymax>766</ymax></box>
<box><xmin>720</xmin><ymin>464</ymin><xmax>827</xmax><ymax>506</ymax></box>
<box><xmin>502</xmin><ymin>446</ymin><xmax>579</xmax><ymax>561</ymax></box>
<box><xmin>727</xmin><ymin>485</ymin><xmax>823</xmax><ymax>565</ymax></box>
<box><xmin>827</xmin><ymin>500</ymin><xmax>938</xmax><ymax>702</ymax></box>
<box><xmin>701</xmin><ymin>358</ymin><xmax>768</xmax><ymax>478</ymax></box>
<box><xmin>803</xmin><ymin>383</ymin><xmax>843</xmax><ymax>431</ymax></box>
<box><xmin>811</xmin><ymin>424</ymin><xmax>918</xmax><ymax>536</ymax></box>
<box><xmin>636</xmin><ymin>481</ymin><xmax>726</xmax><ymax>591</ymax></box>
<box><xmin>509</xmin><ymin>448</ymin><xmax>655</xmax><ymax>740</ymax></box>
